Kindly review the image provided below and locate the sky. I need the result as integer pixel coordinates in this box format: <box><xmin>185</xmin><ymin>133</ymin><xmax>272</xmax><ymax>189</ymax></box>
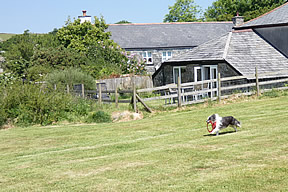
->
<box><xmin>0</xmin><ymin>0</ymin><xmax>215</xmax><ymax>34</ymax></box>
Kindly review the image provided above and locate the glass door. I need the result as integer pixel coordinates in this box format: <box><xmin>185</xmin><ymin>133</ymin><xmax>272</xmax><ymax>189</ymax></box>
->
<box><xmin>202</xmin><ymin>65</ymin><xmax>218</xmax><ymax>97</ymax></box>
<box><xmin>173</xmin><ymin>66</ymin><xmax>185</xmax><ymax>84</ymax></box>
<box><xmin>173</xmin><ymin>67</ymin><xmax>180</xmax><ymax>84</ymax></box>
<box><xmin>211</xmin><ymin>66</ymin><xmax>218</xmax><ymax>97</ymax></box>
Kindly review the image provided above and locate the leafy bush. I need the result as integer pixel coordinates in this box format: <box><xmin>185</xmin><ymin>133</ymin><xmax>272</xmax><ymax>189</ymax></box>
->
<box><xmin>0</xmin><ymin>81</ymin><xmax>72</xmax><ymax>126</ymax></box>
<box><xmin>0</xmin><ymin>80</ymin><xmax>98</xmax><ymax>127</ymax></box>
<box><xmin>0</xmin><ymin>73</ymin><xmax>19</xmax><ymax>85</ymax></box>
<box><xmin>0</xmin><ymin>79</ymin><xmax>117</xmax><ymax>127</ymax></box>
<box><xmin>0</xmin><ymin>107</ymin><xmax>7</xmax><ymax>127</ymax></box>
<box><xmin>45</xmin><ymin>68</ymin><xmax>96</xmax><ymax>90</ymax></box>
<box><xmin>1</xmin><ymin>30</ymin><xmax>60</xmax><ymax>78</ymax></box>
<box><xmin>85</xmin><ymin>111</ymin><xmax>112</xmax><ymax>123</ymax></box>
<box><xmin>122</xmin><ymin>53</ymin><xmax>146</xmax><ymax>75</ymax></box>
<box><xmin>261</xmin><ymin>89</ymin><xmax>287</xmax><ymax>98</ymax></box>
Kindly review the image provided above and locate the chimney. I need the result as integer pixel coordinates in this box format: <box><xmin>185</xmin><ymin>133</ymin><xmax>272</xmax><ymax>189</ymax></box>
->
<box><xmin>232</xmin><ymin>12</ymin><xmax>244</xmax><ymax>26</ymax></box>
<box><xmin>78</xmin><ymin>10</ymin><xmax>91</xmax><ymax>23</ymax></box>
<box><xmin>82</xmin><ymin>10</ymin><xmax>87</xmax><ymax>16</ymax></box>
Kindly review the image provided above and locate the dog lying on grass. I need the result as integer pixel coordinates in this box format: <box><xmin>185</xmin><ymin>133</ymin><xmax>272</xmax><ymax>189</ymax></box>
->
<box><xmin>206</xmin><ymin>114</ymin><xmax>241</xmax><ymax>136</ymax></box>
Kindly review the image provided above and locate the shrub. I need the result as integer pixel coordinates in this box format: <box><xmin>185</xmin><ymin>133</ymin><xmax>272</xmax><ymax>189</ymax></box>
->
<box><xmin>0</xmin><ymin>80</ymin><xmax>115</xmax><ymax>127</ymax></box>
<box><xmin>0</xmin><ymin>81</ymin><xmax>86</xmax><ymax>127</ymax></box>
<box><xmin>45</xmin><ymin>68</ymin><xmax>96</xmax><ymax>90</ymax></box>
<box><xmin>261</xmin><ymin>89</ymin><xmax>282</xmax><ymax>98</ymax></box>
<box><xmin>0</xmin><ymin>81</ymin><xmax>74</xmax><ymax>126</ymax></box>
<box><xmin>85</xmin><ymin>111</ymin><xmax>112</xmax><ymax>123</ymax></box>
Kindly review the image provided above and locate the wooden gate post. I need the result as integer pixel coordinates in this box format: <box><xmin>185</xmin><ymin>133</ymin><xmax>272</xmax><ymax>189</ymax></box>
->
<box><xmin>115</xmin><ymin>85</ymin><xmax>118</xmax><ymax>108</ymax></box>
<box><xmin>177</xmin><ymin>76</ymin><xmax>182</xmax><ymax>108</ymax></box>
<box><xmin>66</xmin><ymin>84</ymin><xmax>70</xmax><ymax>94</ymax></box>
<box><xmin>98</xmin><ymin>83</ymin><xmax>102</xmax><ymax>104</ymax></box>
<box><xmin>255</xmin><ymin>66</ymin><xmax>260</xmax><ymax>97</ymax></box>
<box><xmin>132</xmin><ymin>75</ymin><xmax>137</xmax><ymax>112</ymax></box>
<box><xmin>217</xmin><ymin>73</ymin><xmax>221</xmax><ymax>102</ymax></box>
<box><xmin>81</xmin><ymin>84</ymin><xmax>85</xmax><ymax>98</ymax></box>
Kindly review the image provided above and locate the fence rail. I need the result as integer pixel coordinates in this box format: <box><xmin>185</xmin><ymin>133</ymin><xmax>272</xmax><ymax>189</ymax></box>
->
<box><xmin>69</xmin><ymin>68</ymin><xmax>288</xmax><ymax>113</ymax></box>
<box><xmin>135</xmin><ymin>67</ymin><xmax>288</xmax><ymax>110</ymax></box>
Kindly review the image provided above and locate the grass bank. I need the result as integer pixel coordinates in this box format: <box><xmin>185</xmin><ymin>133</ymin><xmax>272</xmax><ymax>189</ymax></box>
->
<box><xmin>0</xmin><ymin>96</ymin><xmax>288</xmax><ymax>191</ymax></box>
<box><xmin>0</xmin><ymin>33</ymin><xmax>17</xmax><ymax>41</ymax></box>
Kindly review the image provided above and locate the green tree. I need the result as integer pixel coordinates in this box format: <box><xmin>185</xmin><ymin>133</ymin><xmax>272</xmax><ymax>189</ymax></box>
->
<box><xmin>57</xmin><ymin>16</ymin><xmax>115</xmax><ymax>52</ymax></box>
<box><xmin>115</xmin><ymin>20</ymin><xmax>131</xmax><ymax>24</ymax></box>
<box><xmin>163</xmin><ymin>0</ymin><xmax>203</xmax><ymax>22</ymax></box>
<box><xmin>1</xmin><ymin>30</ymin><xmax>60</xmax><ymax>77</ymax></box>
<box><xmin>1</xmin><ymin>16</ymin><xmax>147</xmax><ymax>80</ymax></box>
<box><xmin>56</xmin><ymin>16</ymin><xmax>146</xmax><ymax>78</ymax></box>
<box><xmin>28</xmin><ymin>45</ymin><xmax>87</xmax><ymax>81</ymax></box>
<box><xmin>204</xmin><ymin>0</ymin><xmax>287</xmax><ymax>22</ymax></box>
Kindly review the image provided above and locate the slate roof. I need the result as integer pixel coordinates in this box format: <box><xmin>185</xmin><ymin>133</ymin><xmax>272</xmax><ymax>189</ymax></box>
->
<box><xmin>107</xmin><ymin>22</ymin><xmax>233</xmax><ymax>49</ymax></box>
<box><xmin>236</xmin><ymin>2</ymin><xmax>288</xmax><ymax>29</ymax></box>
<box><xmin>166</xmin><ymin>33</ymin><xmax>230</xmax><ymax>62</ymax></box>
<box><xmin>165</xmin><ymin>29</ymin><xmax>288</xmax><ymax>77</ymax></box>
<box><xmin>226</xmin><ymin>30</ymin><xmax>288</xmax><ymax>76</ymax></box>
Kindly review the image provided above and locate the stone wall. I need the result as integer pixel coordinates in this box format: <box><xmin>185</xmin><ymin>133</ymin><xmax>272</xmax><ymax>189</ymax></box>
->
<box><xmin>128</xmin><ymin>47</ymin><xmax>194</xmax><ymax>74</ymax></box>
<box><xmin>153</xmin><ymin>61</ymin><xmax>245</xmax><ymax>87</ymax></box>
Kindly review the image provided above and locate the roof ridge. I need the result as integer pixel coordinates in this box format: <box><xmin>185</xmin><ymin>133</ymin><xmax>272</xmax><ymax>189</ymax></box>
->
<box><xmin>233</xmin><ymin>29</ymin><xmax>253</xmax><ymax>33</ymax></box>
<box><xmin>237</xmin><ymin>2</ymin><xmax>288</xmax><ymax>27</ymax></box>
<box><xmin>108</xmin><ymin>21</ymin><xmax>233</xmax><ymax>26</ymax></box>
<box><xmin>223</xmin><ymin>32</ymin><xmax>232</xmax><ymax>59</ymax></box>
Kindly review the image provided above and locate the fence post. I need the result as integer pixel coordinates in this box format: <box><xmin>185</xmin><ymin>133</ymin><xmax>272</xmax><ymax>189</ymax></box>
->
<box><xmin>98</xmin><ymin>83</ymin><xmax>102</xmax><ymax>104</ymax></box>
<box><xmin>255</xmin><ymin>66</ymin><xmax>260</xmax><ymax>97</ymax></box>
<box><xmin>217</xmin><ymin>73</ymin><xmax>221</xmax><ymax>102</ymax></box>
<box><xmin>132</xmin><ymin>75</ymin><xmax>137</xmax><ymax>113</ymax></box>
<box><xmin>66</xmin><ymin>84</ymin><xmax>70</xmax><ymax>94</ymax></box>
<box><xmin>81</xmin><ymin>84</ymin><xmax>85</xmax><ymax>98</ymax></box>
<box><xmin>177</xmin><ymin>76</ymin><xmax>182</xmax><ymax>108</ymax></box>
<box><xmin>115</xmin><ymin>85</ymin><xmax>118</xmax><ymax>108</ymax></box>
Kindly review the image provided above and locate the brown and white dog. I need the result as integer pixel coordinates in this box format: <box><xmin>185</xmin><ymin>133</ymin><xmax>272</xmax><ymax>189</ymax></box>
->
<box><xmin>206</xmin><ymin>114</ymin><xmax>241</xmax><ymax>136</ymax></box>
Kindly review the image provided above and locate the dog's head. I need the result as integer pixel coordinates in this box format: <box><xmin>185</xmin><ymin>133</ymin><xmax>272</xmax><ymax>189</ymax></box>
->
<box><xmin>206</xmin><ymin>114</ymin><xmax>219</xmax><ymax>123</ymax></box>
<box><xmin>234</xmin><ymin>119</ymin><xmax>241</xmax><ymax>127</ymax></box>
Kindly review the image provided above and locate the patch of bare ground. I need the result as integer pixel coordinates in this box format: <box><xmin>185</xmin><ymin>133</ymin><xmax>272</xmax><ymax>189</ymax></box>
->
<box><xmin>111</xmin><ymin>111</ymin><xmax>143</xmax><ymax>122</ymax></box>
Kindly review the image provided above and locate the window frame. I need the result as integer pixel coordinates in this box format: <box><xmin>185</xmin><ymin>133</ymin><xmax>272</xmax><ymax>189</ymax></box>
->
<box><xmin>162</xmin><ymin>51</ymin><xmax>173</xmax><ymax>62</ymax></box>
<box><xmin>140</xmin><ymin>51</ymin><xmax>153</xmax><ymax>64</ymax></box>
<box><xmin>173</xmin><ymin>66</ymin><xmax>186</xmax><ymax>84</ymax></box>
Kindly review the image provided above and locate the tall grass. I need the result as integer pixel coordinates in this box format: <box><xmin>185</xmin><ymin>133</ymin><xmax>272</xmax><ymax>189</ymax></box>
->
<box><xmin>0</xmin><ymin>81</ymin><xmax>111</xmax><ymax>127</ymax></box>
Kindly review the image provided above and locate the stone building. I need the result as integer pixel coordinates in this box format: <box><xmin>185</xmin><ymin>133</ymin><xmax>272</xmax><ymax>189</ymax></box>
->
<box><xmin>153</xmin><ymin>2</ymin><xmax>288</xmax><ymax>87</ymax></box>
<box><xmin>77</xmin><ymin>11</ymin><xmax>233</xmax><ymax>75</ymax></box>
<box><xmin>107</xmin><ymin>22</ymin><xmax>233</xmax><ymax>74</ymax></box>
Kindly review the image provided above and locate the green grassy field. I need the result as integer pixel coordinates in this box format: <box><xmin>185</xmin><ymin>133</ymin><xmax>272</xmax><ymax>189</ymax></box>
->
<box><xmin>1</xmin><ymin>96</ymin><xmax>288</xmax><ymax>191</ymax></box>
<box><xmin>0</xmin><ymin>33</ymin><xmax>17</xmax><ymax>41</ymax></box>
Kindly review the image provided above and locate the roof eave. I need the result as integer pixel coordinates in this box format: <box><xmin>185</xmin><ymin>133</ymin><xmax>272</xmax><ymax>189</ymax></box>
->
<box><xmin>234</xmin><ymin>22</ymin><xmax>288</xmax><ymax>30</ymax></box>
<box><xmin>165</xmin><ymin>58</ymin><xmax>225</xmax><ymax>63</ymax></box>
<box><xmin>123</xmin><ymin>45</ymin><xmax>197</xmax><ymax>50</ymax></box>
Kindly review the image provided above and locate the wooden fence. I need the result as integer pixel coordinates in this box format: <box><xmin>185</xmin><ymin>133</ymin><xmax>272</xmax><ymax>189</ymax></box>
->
<box><xmin>72</xmin><ymin>67</ymin><xmax>288</xmax><ymax>113</ymax></box>
<box><xmin>136</xmin><ymin>67</ymin><xmax>288</xmax><ymax>110</ymax></box>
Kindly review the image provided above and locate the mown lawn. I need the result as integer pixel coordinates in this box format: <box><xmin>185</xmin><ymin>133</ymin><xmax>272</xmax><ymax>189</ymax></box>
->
<box><xmin>0</xmin><ymin>96</ymin><xmax>288</xmax><ymax>191</ymax></box>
